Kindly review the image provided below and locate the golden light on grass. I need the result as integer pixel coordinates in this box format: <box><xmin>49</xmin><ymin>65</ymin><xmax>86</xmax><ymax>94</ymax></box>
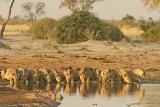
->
<box><xmin>0</xmin><ymin>24</ymin><xmax>29</xmax><ymax>36</ymax></box>
<box><xmin>120</xmin><ymin>25</ymin><xmax>144</xmax><ymax>37</ymax></box>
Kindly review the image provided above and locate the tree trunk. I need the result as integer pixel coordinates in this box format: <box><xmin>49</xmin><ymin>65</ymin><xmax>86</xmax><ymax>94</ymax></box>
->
<box><xmin>0</xmin><ymin>0</ymin><xmax>15</xmax><ymax>39</ymax></box>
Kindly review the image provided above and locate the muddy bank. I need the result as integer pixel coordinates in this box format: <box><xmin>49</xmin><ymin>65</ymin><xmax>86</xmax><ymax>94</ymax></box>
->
<box><xmin>0</xmin><ymin>85</ymin><xmax>62</xmax><ymax>107</ymax></box>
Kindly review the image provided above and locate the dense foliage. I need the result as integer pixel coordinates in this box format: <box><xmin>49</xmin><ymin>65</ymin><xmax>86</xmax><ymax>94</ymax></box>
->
<box><xmin>105</xmin><ymin>26</ymin><xmax>124</xmax><ymax>42</ymax></box>
<box><xmin>0</xmin><ymin>41</ymin><xmax>10</xmax><ymax>49</ymax></box>
<box><xmin>56</xmin><ymin>11</ymin><xmax>124</xmax><ymax>44</ymax></box>
<box><xmin>142</xmin><ymin>25</ymin><xmax>160</xmax><ymax>42</ymax></box>
<box><xmin>29</xmin><ymin>17</ymin><xmax>56</xmax><ymax>39</ymax></box>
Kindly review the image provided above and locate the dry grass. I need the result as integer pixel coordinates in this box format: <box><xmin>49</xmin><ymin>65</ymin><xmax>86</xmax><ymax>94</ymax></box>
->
<box><xmin>0</xmin><ymin>41</ymin><xmax>10</xmax><ymax>49</ymax></box>
<box><xmin>21</xmin><ymin>44</ymin><xmax>31</xmax><ymax>49</ymax></box>
<box><xmin>0</xmin><ymin>24</ymin><xmax>29</xmax><ymax>36</ymax></box>
<box><xmin>0</xmin><ymin>24</ymin><xmax>143</xmax><ymax>38</ymax></box>
<box><xmin>120</xmin><ymin>25</ymin><xmax>143</xmax><ymax>37</ymax></box>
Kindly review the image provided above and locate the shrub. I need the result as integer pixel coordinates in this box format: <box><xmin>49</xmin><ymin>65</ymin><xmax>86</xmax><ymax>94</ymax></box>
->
<box><xmin>56</xmin><ymin>11</ymin><xmax>124</xmax><ymax>44</ymax></box>
<box><xmin>29</xmin><ymin>17</ymin><xmax>56</xmax><ymax>39</ymax></box>
<box><xmin>140</xmin><ymin>21</ymin><xmax>155</xmax><ymax>32</ymax></box>
<box><xmin>139</xmin><ymin>19</ymin><xmax>160</xmax><ymax>31</ymax></box>
<box><xmin>105</xmin><ymin>26</ymin><xmax>124</xmax><ymax>41</ymax></box>
<box><xmin>0</xmin><ymin>41</ymin><xmax>10</xmax><ymax>49</ymax></box>
<box><xmin>0</xmin><ymin>15</ymin><xmax>3</xmax><ymax>24</ymax></box>
<box><xmin>122</xmin><ymin>14</ymin><xmax>135</xmax><ymax>22</ymax></box>
<box><xmin>142</xmin><ymin>26</ymin><xmax>160</xmax><ymax>42</ymax></box>
<box><xmin>121</xmin><ymin>14</ymin><xmax>136</xmax><ymax>27</ymax></box>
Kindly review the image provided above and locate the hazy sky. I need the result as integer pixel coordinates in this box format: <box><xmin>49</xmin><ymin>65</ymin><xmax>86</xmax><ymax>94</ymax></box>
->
<box><xmin>0</xmin><ymin>0</ymin><xmax>159</xmax><ymax>20</ymax></box>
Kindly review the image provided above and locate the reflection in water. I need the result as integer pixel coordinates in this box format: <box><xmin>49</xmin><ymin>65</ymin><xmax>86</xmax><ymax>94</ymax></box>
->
<box><xmin>6</xmin><ymin>82</ymin><xmax>160</xmax><ymax>107</ymax></box>
<box><xmin>64</xmin><ymin>83</ymin><xmax>76</xmax><ymax>95</ymax></box>
<box><xmin>54</xmin><ymin>83</ymin><xmax>61</xmax><ymax>93</ymax></box>
<box><xmin>7</xmin><ymin>82</ymin><xmax>144</xmax><ymax>98</ymax></box>
<box><xmin>140</xmin><ymin>84</ymin><xmax>160</xmax><ymax>107</ymax></box>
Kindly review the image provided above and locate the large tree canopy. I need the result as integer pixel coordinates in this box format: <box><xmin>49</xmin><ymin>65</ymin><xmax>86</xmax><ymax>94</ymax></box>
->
<box><xmin>141</xmin><ymin>0</ymin><xmax>160</xmax><ymax>10</ymax></box>
<box><xmin>60</xmin><ymin>0</ymin><xmax>104</xmax><ymax>12</ymax></box>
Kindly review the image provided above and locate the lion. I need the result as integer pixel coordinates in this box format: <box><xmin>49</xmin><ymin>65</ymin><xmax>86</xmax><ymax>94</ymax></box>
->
<box><xmin>95</xmin><ymin>68</ymin><xmax>102</xmax><ymax>82</ymax></box>
<box><xmin>16</xmin><ymin>68</ymin><xmax>25</xmax><ymax>82</ymax></box>
<box><xmin>49</xmin><ymin>69</ymin><xmax>62</xmax><ymax>83</ymax></box>
<box><xmin>1</xmin><ymin>68</ymin><xmax>18</xmax><ymax>84</ymax></box>
<box><xmin>17</xmin><ymin>68</ymin><xmax>43</xmax><ymax>84</ymax></box>
<box><xmin>117</xmin><ymin>69</ymin><xmax>131</xmax><ymax>83</ymax></box>
<box><xmin>99</xmin><ymin>69</ymin><xmax>121</xmax><ymax>83</ymax></box>
<box><xmin>6</xmin><ymin>77</ymin><xmax>19</xmax><ymax>89</ymax></box>
<box><xmin>107</xmin><ymin>69</ymin><xmax>122</xmax><ymax>83</ymax></box>
<box><xmin>38</xmin><ymin>68</ymin><xmax>52</xmax><ymax>83</ymax></box>
<box><xmin>99</xmin><ymin>69</ymin><xmax>110</xmax><ymax>83</ymax></box>
<box><xmin>77</xmin><ymin>68</ymin><xmax>87</xmax><ymax>83</ymax></box>
<box><xmin>78</xmin><ymin>70</ymin><xmax>87</xmax><ymax>83</ymax></box>
<box><xmin>17</xmin><ymin>68</ymin><xmax>38</xmax><ymax>84</ymax></box>
<box><xmin>17</xmin><ymin>68</ymin><xmax>53</xmax><ymax>84</ymax></box>
<box><xmin>128</xmin><ymin>69</ymin><xmax>144</xmax><ymax>84</ymax></box>
<box><xmin>132</xmin><ymin>68</ymin><xmax>146</xmax><ymax>78</ymax></box>
<box><xmin>128</xmin><ymin>73</ymin><xmax>141</xmax><ymax>83</ymax></box>
<box><xmin>63</xmin><ymin>66</ymin><xmax>75</xmax><ymax>83</ymax></box>
<box><xmin>78</xmin><ymin>67</ymin><xmax>97</xmax><ymax>83</ymax></box>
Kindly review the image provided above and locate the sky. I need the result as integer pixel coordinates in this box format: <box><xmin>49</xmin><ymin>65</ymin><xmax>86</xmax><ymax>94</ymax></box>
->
<box><xmin>0</xmin><ymin>0</ymin><xmax>159</xmax><ymax>20</ymax></box>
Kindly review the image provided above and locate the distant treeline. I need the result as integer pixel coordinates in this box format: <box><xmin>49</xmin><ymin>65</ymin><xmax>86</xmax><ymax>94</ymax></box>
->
<box><xmin>1</xmin><ymin>13</ymin><xmax>160</xmax><ymax>43</ymax></box>
<box><xmin>0</xmin><ymin>17</ymin><xmax>29</xmax><ymax>25</ymax></box>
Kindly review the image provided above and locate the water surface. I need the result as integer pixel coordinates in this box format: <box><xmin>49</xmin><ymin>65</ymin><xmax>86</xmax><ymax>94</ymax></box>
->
<box><xmin>8</xmin><ymin>83</ymin><xmax>160</xmax><ymax>107</ymax></box>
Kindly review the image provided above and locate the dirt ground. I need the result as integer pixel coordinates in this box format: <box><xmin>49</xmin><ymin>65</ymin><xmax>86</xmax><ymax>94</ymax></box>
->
<box><xmin>0</xmin><ymin>36</ymin><xmax>160</xmax><ymax>81</ymax></box>
<box><xmin>0</xmin><ymin>36</ymin><xmax>160</xmax><ymax>105</ymax></box>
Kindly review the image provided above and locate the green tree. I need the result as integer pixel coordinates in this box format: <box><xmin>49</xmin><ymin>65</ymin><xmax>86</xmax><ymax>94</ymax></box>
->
<box><xmin>122</xmin><ymin>14</ymin><xmax>135</xmax><ymax>22</ymax></box>
<box><xmin>56</xmin><ymin>11</ymin><xmax>124</xmax><ymax>44</ymax></box>
<box><xmin>60</xmin><ymin>0</ymin><xmax>104</xmax><ymax>12</ymax></box>
<box><xmin>122</xmin><ymin>14</ymin><xmax>135</xmax><ymax>26</ymax></box>
<box><xmin>141</xmin><ymin>0</ymin><xmax>160</xmax><ymax>10</ymax></box>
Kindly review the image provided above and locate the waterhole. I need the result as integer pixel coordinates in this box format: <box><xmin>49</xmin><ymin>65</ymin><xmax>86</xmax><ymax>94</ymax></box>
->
<box><xmin>3</xmin><ymin>82</ymin><xmax>160</xmax><ymax>107</ymax></box>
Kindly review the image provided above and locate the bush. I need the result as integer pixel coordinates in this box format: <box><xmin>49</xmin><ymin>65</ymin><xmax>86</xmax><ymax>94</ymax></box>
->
<box><xmin>56</xmin><ymin>11</ymin><xmax>124</xmax><ymax>44</ymax></box>
<box><xmin>0</xmin><ymin>41</ymin><xmax>10</xmax><ymax>49</ymax></box>
<box><xmin>29</xmin><ymin>17</ymin><xmax>56</xmax><ymax>39</ymax></box>
<box><xmin>0</xmin><ymin>15</ymin><xmax>3</xmax><ymax>24</ymax></box>
<box><xmin>121</xmin><ymin>14</ymin><xmax>136</xmax><ymax>26</ymax></box>
<box><xmin>140</xmin><ymin>21</ymin><xmax>155</xmax><ymax>32</ymax></box>
<box><xmin>105</xmin><ymin>26</ymin><xmax>124</xmax><ymax>41</ymax></box>
<box><xmin>142</xmin><ymin>26</ymin><xmax>160</xmax><ymax>42</ymax></box>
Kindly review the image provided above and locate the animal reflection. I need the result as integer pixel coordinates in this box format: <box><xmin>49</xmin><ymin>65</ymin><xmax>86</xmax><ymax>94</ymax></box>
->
<box><xmin>7</xmin><ymin>82</ymin><xmax>145</xmax><ymax>98</ymax></box>
<box><xmin>64</xmin><ymin>83</ymin><xmax>76</xmax><ymax>95</ymax></box>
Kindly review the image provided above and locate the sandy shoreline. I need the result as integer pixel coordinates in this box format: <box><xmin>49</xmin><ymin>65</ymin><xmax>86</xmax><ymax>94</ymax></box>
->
<box><xmin>0</xmin><ymin>36</ymin><xmax>160</xmax><ymax>83</ymax></box>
